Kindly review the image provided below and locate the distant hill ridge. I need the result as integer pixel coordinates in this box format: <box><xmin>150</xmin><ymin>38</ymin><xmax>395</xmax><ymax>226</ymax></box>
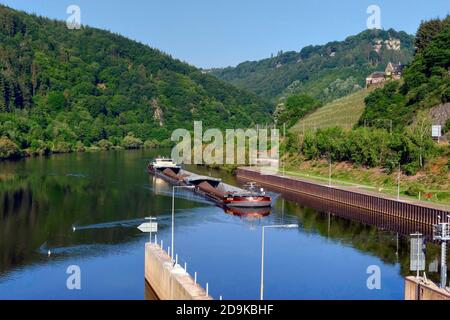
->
<box><xmin>210</xmin><ymin>29</ymin><xmax>415</xmax><ymax>103</ymax></box>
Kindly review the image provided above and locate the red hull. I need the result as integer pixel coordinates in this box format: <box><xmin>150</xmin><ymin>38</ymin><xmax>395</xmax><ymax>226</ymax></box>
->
<box><xmin>223</xmin><ymin>196</ymin><xmax>272</xmax><ymax>208</ymax></box>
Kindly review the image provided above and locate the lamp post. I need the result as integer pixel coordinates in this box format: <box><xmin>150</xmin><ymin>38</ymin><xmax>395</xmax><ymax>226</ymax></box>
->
<box><xmin>145</xmin><ymin>216</ymin><xmax>157</xmax><ymax>244</ymax></box>
<box><xmin>172</xmin><ymin>185</ymin><xmax>195</xmax><ymax>260</ymax></box>
<box><xmin>397</xmin><ymin>163</ymin><xmax>401</xmax><ymax>201</ymax></box>
<box><xmin>260</xmin><ymin>224</ymin><xmax>298</xmax><ymax>300</ymax></box>
<box><xmin>328</xmin><ymin>157</ymin><xmax>332</xmax><ymax>187</ymax></box>
<box><xmin>390</xmin><ymin>161</ymin><xmax>401</xmax><ymax>200</ymax></box>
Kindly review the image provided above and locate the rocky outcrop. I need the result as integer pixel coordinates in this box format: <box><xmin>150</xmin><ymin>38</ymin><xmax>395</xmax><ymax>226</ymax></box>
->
<box><xmin>151</xmin><ymin>98</ymin><xmax>164</xmax><ymax>127</ymax></box>
<box><xmin>429</xmin><ymin>103</ymin><xmax>450</xmax><ymax>126</ymax></box>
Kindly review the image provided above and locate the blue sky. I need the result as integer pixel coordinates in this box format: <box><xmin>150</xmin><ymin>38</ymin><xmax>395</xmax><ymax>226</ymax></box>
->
<box><xmin>1</xmin><ymin>0</ymin><xmax>449</xmax><ymax>68</ymax></box>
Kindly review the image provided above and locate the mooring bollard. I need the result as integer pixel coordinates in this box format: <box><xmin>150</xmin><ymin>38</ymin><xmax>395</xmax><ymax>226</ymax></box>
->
<box><xmin>184</xmin><ymin>262</ymin><xmax>187</xmax><ymax>273</ymax></box>
<box><xmin>206</xmin><ymin>283</ymin><xmax>209</xmax><ymax>296</ymax></box>
<box><xmin>194</xmin><ymin>272</ymin><xmax>197</xmax><ymax>284</ymax></box>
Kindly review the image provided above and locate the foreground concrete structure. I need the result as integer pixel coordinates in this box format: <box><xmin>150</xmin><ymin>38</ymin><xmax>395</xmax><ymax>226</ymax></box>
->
<box><xmin>144</xmin><ymin>243</ymin><xmax>213</xmax><ymax>300</ymax></box>
<box><xmin>405</xmin><ymin>276</ymin><xmax>450</xmax><ymax>300</ymax></box>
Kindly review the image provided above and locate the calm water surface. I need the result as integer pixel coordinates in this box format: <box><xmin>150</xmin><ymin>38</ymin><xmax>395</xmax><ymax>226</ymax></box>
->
<box><xmin>0</xmin><ymin>150</ymin><xmax>442</xmax><ymax>299</ymax></box>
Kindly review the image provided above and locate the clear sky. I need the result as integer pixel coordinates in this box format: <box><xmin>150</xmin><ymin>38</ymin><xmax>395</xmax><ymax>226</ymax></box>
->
<box><xmin>1</xmin><ymin>0</ymin><xmax>449</xmax><ymax>68</ymax></box>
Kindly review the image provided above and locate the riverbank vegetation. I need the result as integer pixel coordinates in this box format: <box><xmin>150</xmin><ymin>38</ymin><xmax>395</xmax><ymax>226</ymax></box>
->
<box><xmin>285</xmin><ymin>113</ymin><xmax>439</xmax><ymax>175</ymax></box>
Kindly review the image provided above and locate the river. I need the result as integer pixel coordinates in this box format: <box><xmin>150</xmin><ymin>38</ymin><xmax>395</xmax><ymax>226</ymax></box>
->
<box><xmin>0</xmin><ymin>149</ymin><xmax>442</xmax><ymax>299</ymax></box>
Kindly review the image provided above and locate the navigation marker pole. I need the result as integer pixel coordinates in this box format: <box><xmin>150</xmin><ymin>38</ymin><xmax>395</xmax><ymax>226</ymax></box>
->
<box><xmin>433</xmin><ymin>216</ymin><xmax>450</xmax><ymax>288</ymax></box>
<box><xmin>397</xmin><ymin>163</ymin><xmax>401</xmax><ymax>201</ymax></box>
<box><xmin>410</xmin><ymin>232</ymin><xmax>424</xmax><ymax>280</ymax></box>
<box><xmin>417</xmin><ymin>233</ymin><xmax>420</xmax><ymax>279</ymax></box>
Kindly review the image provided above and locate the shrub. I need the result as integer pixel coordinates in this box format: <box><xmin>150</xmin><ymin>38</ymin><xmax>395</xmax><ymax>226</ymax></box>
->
<box><xmin>405</xmin><ymin>184</ymin><xmax>425</xmax><ymax>197</ymax></box>
<box><xmin>75</xmin><ymin>141</ymin><xmax>86</xmax><ymax>152</ymax></box>
<box><xmin>97</xmin><ymin>139</ymin><xmax>113</xmax><ymax>150</ymax></box>
<box><xmin>0</xmin><ymin>136</ymin><xmax>22</xmax><ymax>160</ymax></box>
<box><xmin>121</xmin><ymin>133</ymin><xmax>143</xmax><ymax>150</ymax></box>
<box><xmin>30</xmin><ymin>140</ymin><xmax>51</xmax><ymax>155</ymax></box>
<box><xmin>403</xmin><ymin>162</ymin><xmax>420</xmax><ymax>176</ymax></box>
<box><xmin>52</xmin><ymin>141</ymin><xmax>72</xmax><ymax>154</ymax></box>
<box><xmin>144</xmin><ymin>139</ymin><xmax>159</xmax><ymax>149</ymax></box>
<box><xmin>444</xmin><ymin>118</ymin><xmax>450</xmax><ymax>133</ymax></box>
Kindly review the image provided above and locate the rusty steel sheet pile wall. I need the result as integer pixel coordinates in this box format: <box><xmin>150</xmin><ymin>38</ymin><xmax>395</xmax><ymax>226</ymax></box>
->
<box><xmin>237</xmin><ymin>168</ymin><xmax>449</xmax><ymax>232</ymax></box>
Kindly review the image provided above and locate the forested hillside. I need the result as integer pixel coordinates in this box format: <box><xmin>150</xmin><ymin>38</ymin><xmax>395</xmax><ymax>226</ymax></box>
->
<box><xmin>360</xmin><ymin>16</ymin><xmax>450</xmax><ymax>129</ymax></box>
<box><xmin>0</xmin><ymin>5</ymin><xmax>273</xmax><ymax>159</ymax></box>
<box><xmin>284</xmin><ymin>16</ymin><xmax>450</xmax><ymax>177</ymax></box>
<box><xmin>210</xmin><ymin>29</ymin><xmax>415</xmax><ymax>103</ymax></box>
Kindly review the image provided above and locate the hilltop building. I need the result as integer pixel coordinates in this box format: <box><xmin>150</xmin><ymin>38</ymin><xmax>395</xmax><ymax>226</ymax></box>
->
<box><xmin>366</xmin><ymin>62</ymin><xmax>404</xmax><ymax>87</ymax></box>
<box><xmin>385</xmin><ymin>62</ymin><xmax>403</xmax><ymax>80</ymax></box>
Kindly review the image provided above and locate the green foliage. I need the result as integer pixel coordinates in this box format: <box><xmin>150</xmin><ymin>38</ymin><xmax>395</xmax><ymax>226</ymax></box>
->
<box><xmin>52</xmin><ymin>141</ymin><xmax>72</xmax><ymax>154</ymax></box>
<box><xmin>360</xmin><ymin>82</ymin><xmax>407</xmax><ymax>128</ymax></box>
<box><xmin>360</xmin><ymin>16</ymin><xmax>450</xmax><ymax>129</ymax></box>
<box><xmin>276</xmin><ymin>94</ymin><xmax>321</xmax><ymax>128</ymax></box>
<box><xmin>97</xmin><ymin>139</ymin><xmax>113</xmax><ymax>150</ymax></box>
<box><xmin>444</xmin><ymin>118</ymin><xmax>450</xmax><ymax>133</ymax></box>
<box><xmin>415</xmin><ymin>17</ymin><xmax>449</xmax><ymax>53</ymax></box>
<box><xmin>0</xmin><ymin>5</ymin><xmax>273</xmax><ymax>160</ymax></box>
<box><xmin>144</xmin><ymin>139</ymin><xmax>159</xmax><ymax>149</ymax></box>
<box><xmin>0</xmin><ymin>136</ymin><xmax>21</xmax><ymax>159</ymax></box>
<box><xmin>405</xmin><ymin>184</ymin><xmax>425</xmax><ymax>197</ymax></box>
<box><xmin>121</xmin><ymin>133</ymin><xmax>143</xmax><ymax>150</ymax></box>
<box><xmin>211</xmin><ymin>29</ymin><xmax>414</xmax><ymax>103</ymax></box>
<box><xmin>289</xmin><ymin>126</ymin><xmax>437</xmax><ymax>172</ymax></box>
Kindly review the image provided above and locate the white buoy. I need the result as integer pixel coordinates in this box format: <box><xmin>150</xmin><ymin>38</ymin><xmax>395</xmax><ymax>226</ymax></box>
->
<box><xmin>72</xmin><ymin>225</ymin><xmax>77</xmax><ymax>232</ymax></box>
<box><xmin>47</xmin><ymin>250</ymin><xmax>51</xmax><ymax>257</ymax></box>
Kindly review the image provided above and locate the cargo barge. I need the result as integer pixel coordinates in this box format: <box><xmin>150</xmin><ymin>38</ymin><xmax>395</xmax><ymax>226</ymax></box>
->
<box><xmin>148</xmin><ymin>158</ymin><xmax>272</xmax><ymax>208</ymax></box>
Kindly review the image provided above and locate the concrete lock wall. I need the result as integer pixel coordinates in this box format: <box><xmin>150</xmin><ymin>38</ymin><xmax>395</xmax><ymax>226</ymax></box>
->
<box><xmin>144</xmin><ymin>243</ymin><xmax>213</xmax><ymax>300</ymax></box>
<box><xmin>405</xmin><ymin>277</ymin><xmax>450</xmax><ymax>300</ymax></box>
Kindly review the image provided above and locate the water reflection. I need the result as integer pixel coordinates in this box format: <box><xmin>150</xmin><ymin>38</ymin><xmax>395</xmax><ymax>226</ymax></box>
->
<box><xmin>0</xmin><ymin>150</ymin><xmax>447</xmax><ymax>299</ymax></box>
<box><xmin>224</xmin><ymin>206</ymin><xmax>271</xmax><ymax>219</ymax></box>
<box><xmin>237</xmin><ymin>177</ymin><xmax>434</xmax><ymax>237</ymax></box>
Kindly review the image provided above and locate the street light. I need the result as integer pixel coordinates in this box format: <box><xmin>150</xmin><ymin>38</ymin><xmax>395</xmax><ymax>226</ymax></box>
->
<box><xmin>260</xmin><ymin>224</ymin><xmax>299</xmax><ymax>300</ymax></box>
<box><xmin>145</xmin><ymin>216</ymin><xmax>157</xmax><ymax>244</ymax></box>
<box><xmin>172</xmin><ymin>185</ymin><xmax>195</xmax><ymax>260</ymax></box>
<box><xmin>390</xmin><ymin>161</ymin><xmax>401</xmax><ymax>200</ymax></box>
<box><xmin>396</xmin><ymin>163</ymin><xmax>401</xmax><ymax>201</ymax></box>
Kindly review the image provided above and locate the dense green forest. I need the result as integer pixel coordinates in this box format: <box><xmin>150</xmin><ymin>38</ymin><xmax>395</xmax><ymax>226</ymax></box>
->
<box><xmin>0</xmin><ymin>5</ymin><xmax>273</xmax><ymax>159</ymax></box>
<box><xmin>360</xmin><ymin>16</ymin><xmax>450</xmax><ymax>128</ymax></box>
<box><xmin>210</xmin><ymin>29</ymin><xmax>415</xmax><ymax>103</ymax></box>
